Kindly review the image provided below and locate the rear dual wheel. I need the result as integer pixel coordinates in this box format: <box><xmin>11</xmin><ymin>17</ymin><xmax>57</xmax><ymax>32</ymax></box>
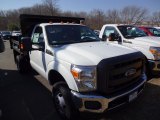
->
<box><xmin>16</xmin><ymin>55</ymin><xmax>30</xmax><ymax>73</ymax></box>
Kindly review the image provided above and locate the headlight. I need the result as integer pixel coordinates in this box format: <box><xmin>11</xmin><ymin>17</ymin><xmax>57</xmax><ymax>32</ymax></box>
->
<box><xmin>149</xmin><ymin>47</ymin><xmax>160</xmax><ymax>60</ymax></box>
<box><xmin>71</xmin><ymin>65</ymin><xmax>97</xmax><ymax>92</ymax></box>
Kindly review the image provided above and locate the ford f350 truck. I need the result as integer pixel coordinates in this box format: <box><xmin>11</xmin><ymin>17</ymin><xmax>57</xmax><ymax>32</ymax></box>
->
<box><xmin>99</xmin><ymin>24</ymin><xmax>160</xmax><ymax>79</ymax></box>
<box><xmin>10</xmin><ymin>15</ymin><xmax>146</xmax><ymax>120</ymax></box>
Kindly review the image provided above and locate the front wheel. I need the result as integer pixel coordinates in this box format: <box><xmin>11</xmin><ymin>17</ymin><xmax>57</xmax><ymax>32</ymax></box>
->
<box><xmin>52</xmin><ymin>82</ymin><xmax>79</xmax><ymax>120</ymax></box>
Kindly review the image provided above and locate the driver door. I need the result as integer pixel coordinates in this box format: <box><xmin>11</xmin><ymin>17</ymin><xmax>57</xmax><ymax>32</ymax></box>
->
<box><xmin>29</xmin><ymin>26</ymin><xmax>46</xmax><ymax>77</ymax></box>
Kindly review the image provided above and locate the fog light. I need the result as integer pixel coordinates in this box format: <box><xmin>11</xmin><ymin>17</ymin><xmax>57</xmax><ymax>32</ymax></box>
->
<box><xmin>84</xmin><ymin>101</ymin><xmax>101</xmax><ymax>110</ymax></box>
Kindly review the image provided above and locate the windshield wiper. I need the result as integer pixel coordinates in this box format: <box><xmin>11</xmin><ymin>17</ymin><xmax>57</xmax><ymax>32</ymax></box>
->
<box><xmin>125</xmin><ymin>35</ymin><xmax>135</xmax><ymax>39</ymax></box>
<box><xmin>136</xmin><ymin>35</ymin><xmax>147</xmax><ymax>37</ymax></box>
<box><xmin>82</xmin><ymin>40</ymin><xmax>98</xmax><ymax>42</ymax></box>
<box><xmin>51</xmin><ymin>40</ymin><xmax>85</xmax><ymax>45</ymax></box>
<box><xmin>50</xmin><ymin>39</ymin><xmax>99</xmax><ymax>45</ymax></box>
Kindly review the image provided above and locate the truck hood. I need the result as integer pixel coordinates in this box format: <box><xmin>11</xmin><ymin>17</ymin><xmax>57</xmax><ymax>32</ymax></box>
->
<box><xmin>131</xmin><ymin>36</ymin><xmax>160</xmax><ymax>47</ymax></box>
<box><xmin>53</xmin><ymin>42</ymin><xmax>138</xmax><ymax>65</ymax></box>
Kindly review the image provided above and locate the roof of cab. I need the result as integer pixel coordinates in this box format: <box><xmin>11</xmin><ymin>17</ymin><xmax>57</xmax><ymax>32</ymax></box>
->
<box><xmin>39</xmin><ymin>23</ymin><xmax>85</xmax><ymax>27</ymax></box>
<box><xmin>103</xmin><ymin>24</ymin><xmax>135</xmax><ymax>27</ymax></box>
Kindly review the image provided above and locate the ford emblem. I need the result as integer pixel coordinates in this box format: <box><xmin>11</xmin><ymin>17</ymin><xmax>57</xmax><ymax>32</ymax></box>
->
<box><xmin>125</xmin><ymin>68</ymin><xmax>136</xmax><ymax>77</ymax></box>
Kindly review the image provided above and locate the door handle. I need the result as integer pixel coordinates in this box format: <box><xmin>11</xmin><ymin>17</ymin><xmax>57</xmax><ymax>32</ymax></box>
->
<box><xmin>46</xmin><ymin>49</ymin><xmax>53</xmax><ymax>56</ymax></box>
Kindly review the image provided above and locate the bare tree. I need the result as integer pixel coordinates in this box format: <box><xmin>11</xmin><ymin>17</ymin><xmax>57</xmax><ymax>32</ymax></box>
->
<box><xmin>88</xmin><ymin>9</ymin><xmax>106</xmax><ymax>29</ymax></box>
<box><xmin>151</xmin><ymin>11</ymin><xmax>160</xmax><ymax>26</ymax></box>
<box><xmin>0</xmin><ymin>10</ymin><xmax>7</xmax><ymax>30</ymax></box>
<box><xmin>0</xmin><ymin>10</ymin><xmax>20</xmax><ymax>30</ymax></box>
<box><xmin>106</xmin><ymin>9</ymin><xmax>120</xmax><ymax>24</ymax></box>
<box><xmin>5</xmin><ymin>10</ymin><xmax>19</xmax><ymax>22</ymax></box>
<box><xmin>0</xmin><ymin>0</ymin><xmax>61</xmax><ymax>30</ymax></box>
<box><xmin>42</xmin><ymin>0</ymin><xmax>60</xmax><ymax>16</ymax></box>
<box><xmin>120</xmin><ymin>6</ymin><xmax>148</xmax><ymax>24</ymax></box>
<box><xmin>31</xmin><ymin>4</ymin><xmax>44</xmax><ymax>15</ymax></box>
<box><xmin>0</xmin><ymin>10</ymin><xmax>6</xmax><ymax>17</ymax></box>
<box><xmin>0</xmin><ymin>4</ymin><xmax>152</xmax><ymax>30</ymax></box>
<box><xmin>61</xmin><ymin>11</ymin><xmax>75</xmax><ymax>17</ymax></box>
<box><xmin>19</xmin><ymin>7</ymin><xmax>31</xmax><ymax>14</ymax></box>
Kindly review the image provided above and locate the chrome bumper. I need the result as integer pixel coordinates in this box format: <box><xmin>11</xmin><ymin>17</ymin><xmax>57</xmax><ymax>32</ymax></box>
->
<box><xmin>71</xmin><ymin>76</ymin><xmax>146</xmax><ymax>113</ymax></box>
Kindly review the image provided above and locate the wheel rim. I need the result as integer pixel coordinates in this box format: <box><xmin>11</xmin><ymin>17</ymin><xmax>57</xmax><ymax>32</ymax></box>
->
<box><xmin>55</xmin><ymin>91</ymin><xmax>66</xmax><ymax>115</ymax></box>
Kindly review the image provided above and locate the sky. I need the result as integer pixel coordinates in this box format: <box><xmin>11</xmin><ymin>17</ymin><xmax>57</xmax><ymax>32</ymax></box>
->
<box><xmin>0</xmin><ymin>0</ymin><xmax>160</xmax><ymax>14</ymax></box>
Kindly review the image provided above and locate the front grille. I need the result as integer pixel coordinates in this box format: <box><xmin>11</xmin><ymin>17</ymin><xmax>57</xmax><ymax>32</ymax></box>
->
<box><xmin>108</xmin><ymin>58</ymin><xmax>142</xmax><ymax>88</ymax></box>
<box><xmin>97</xmin><ymin>52</ymin><xmax>145</xmax><ymax>96</ymax></box>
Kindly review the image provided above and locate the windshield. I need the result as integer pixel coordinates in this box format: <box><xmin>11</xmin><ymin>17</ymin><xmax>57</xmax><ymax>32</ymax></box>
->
<box><xmin>118</xmin><ymin>26</ymin><xmax>147</xmax><ymax>39</ymax></box>
<box><xmin>148</xmin><ymin>28</ymin><xmax>160</xmax><ymax>37</ymax></box>
<box><xmin>45</xmin><ymin>25</ymin><xmax>100</xmax><ymax>45</ymax></box>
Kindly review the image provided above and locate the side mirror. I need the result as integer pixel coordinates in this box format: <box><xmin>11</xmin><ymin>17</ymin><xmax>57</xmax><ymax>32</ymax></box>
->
<box><xmin>108</xmin><ymin>33</ymin><xmax>122</xmax><ymax>43</ymax></box>
<box><xmin>20</xmin><ymin>37</ymin><xmax>45</xmax><ymax>52</ymax></box>
<box><xmin>102</xmin><ymin>35</ymin><xmax>107</xmax><ymax>41</ymax></box>
<box><xmin>117</xmin><ymin>36</ymin><xmax>122</xmax><ymax>43</ymax></box>
<box><xmin>37</xmin><ymin>42</ymin><xmax>45</xmax><ymax>51</ymax></box>
<box><xmin>108</xmin><ymin>33</ymin><xmax>117</xmax><ymax>41</ymax></box>
<box><xmin>0</xmin><ymin>38</ymin><xmax>5</xmax><ymax>53</ymax></box>
<box><xmin>20</xmin><ymin>37</ymin><xmax>32</xmax><ymax>52</ymax></box>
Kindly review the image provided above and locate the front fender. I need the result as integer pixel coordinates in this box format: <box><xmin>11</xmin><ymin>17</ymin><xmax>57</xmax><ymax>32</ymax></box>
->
<box><xmin>46</xmin><ymin>60</ymin><xmax>79</xmax><ymax>92</ymax></box>
<box><xmin>131</xmin><ymin>46</ymin><xmax>154</xmax><ymax>60</ymax></box>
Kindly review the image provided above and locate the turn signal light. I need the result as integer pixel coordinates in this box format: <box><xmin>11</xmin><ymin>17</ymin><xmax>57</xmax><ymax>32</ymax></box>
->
<box><xmin>20</xmin><ymin>43</ymin><xmax>24</xmax><ymax>50</ymax></box>
<box><xmin>71</xmin><ymin>69</ymin><xmax>79</xmax><ymax>79</ymax></box>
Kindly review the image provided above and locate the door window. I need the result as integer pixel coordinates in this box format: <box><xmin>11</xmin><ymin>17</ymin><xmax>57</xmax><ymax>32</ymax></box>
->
<box><xmin>32</xmin><ymin>26</ymin><xmax>44</xmax><ymax>43</ymax></box>
<box><xmin>103</xmin><ymin>26</ymin><xmax>118</xmax><ymax>37</ymax></box>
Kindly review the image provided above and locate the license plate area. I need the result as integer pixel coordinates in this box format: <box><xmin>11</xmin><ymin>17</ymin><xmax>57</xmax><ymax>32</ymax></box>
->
<box><xmin>129</xmin><ymin>91</ymin><xmax>137</xmax><ymax>102</ymax></box>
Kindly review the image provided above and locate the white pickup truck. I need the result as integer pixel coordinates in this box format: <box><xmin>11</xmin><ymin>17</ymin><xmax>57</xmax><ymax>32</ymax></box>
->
<box><xmin>99</xmin><ymin>24</ymin><xmax>160</xmax><ymax>78</ymax></box>
<box><xmin>11</xmin><ymin>15</ymin><xmax>146</xmax><ymax>120</ymax></box>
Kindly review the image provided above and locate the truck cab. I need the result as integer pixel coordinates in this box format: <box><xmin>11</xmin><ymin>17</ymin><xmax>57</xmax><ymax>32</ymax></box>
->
<box><xmin>99</xmin><ymin>24</ymin><xmax>160</xmax><ymax>78</ymax></box>
<box><xmin>11</xmin><ymin>15</ymin><xmax>147</xmax><ymax>120</ymax></box>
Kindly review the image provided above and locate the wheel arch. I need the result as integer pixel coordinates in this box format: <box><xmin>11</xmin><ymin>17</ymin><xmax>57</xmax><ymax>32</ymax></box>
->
<box><xmin>47</xmin><ymin>62</ymin><xmax>79</xmax><ymax>91</ymax></box>
<box><xmin>48</xmin><ymin>70</ymin><xmax>65</xmax><ymax>85</ymax></box>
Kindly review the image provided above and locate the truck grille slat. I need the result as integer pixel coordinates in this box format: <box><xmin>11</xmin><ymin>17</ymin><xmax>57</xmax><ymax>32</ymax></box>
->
<box><xmin>113</xmin><ymin>58</ymin><xmax>142</xmax><ymax>68</ymax></box>
<box><xmin>111</xmin><ymin>61</ymin><xmax>142</xmax><ymax>75</ymax></box>
<box><xmin>110</xmin><ymin>69</ymin><xmax>141</xmax><ymax>86</ymax></box>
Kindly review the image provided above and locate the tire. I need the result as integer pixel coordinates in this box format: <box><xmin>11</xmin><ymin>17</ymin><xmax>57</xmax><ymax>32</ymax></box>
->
<box><xmin>16</xmin><ymin>55</ymin><xmax>30</xmax><ymax>74</ymax></box>
<box><xmin>145</xmin><ymin>61</ymin><xmax>152</xmax><ymax>81</ymax></box>
<box><xmin>52</xmin><ymin>82</ymin><xmax>79</xmax><ymax>120</ymax></box>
